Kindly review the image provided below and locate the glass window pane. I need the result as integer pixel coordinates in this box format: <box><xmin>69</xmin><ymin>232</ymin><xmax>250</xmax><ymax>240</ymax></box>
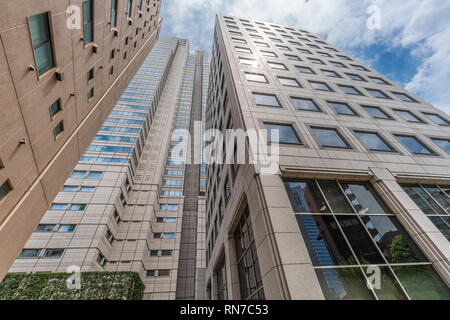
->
<box><xmin>431</xmin><ymin>138</ymin><xmax>450</xmax><ymax>153</ymax></box>
<box><xmin>354</xmin><ymin>132</ymin><xmax>393</xmax><ymax>151</ymax></box>
<box><xmin>360</xmin><ymin>215</ymin><xmax>426</xmax><ymax>263</ymax></box>
<box><xmin>340</xmin><ymin>183</ymin><xmax>390</xmax><ymax>214</ymax></box>
<box><xmin>58</xmin><ymin>225</ymin><xmax>76</xmax><ymax>232</ymax></box>
<box><xmin>310</xmin><ymin>81</ymin><xmax>331</xmax><ymax>91</ymax></box>
<box><xmin>245</xmin><ymin>72</ymin><xmax>267</xmax><ymax>83</ymax></box>
<box><xmin>285</xmin><ymin>181</ymin><xmax>329</xmax><ymax>213</ymax></box>
<box><xmin>19</xmin><ymin>249</ymin><xmax>41</xmax><ymax>258</ymax></box>
<box><xmin>328</xmin><ymin>102</ymin><xmax>356</xmax><ymax>115</ymax></box>
<box><xmin>253</xmin><ymin>93</ymin><xmax>280</xmax><ymax>107</ymax></box>
<box><xmin>392</xmin><ymin>265</ymin><xmax>450</xmax><ymax>300</ymax></box>
<box><xmin>396</xmin><ymin>135</ymin><xmax>434</xmax><ymax>155</ymax></box>
<box><xmin>312</xmin><ymin>128</ymin><xmax>348</xmax><ymax>148</ymax></box>
<box><xmin>424</xmin><ymin>113</ymin><xmax>449</xmax><ymax>126</ymax></box>
<box><xmin>403</xmin><ymin>186</ymin><xmax>445</xmax><ymax>215</ymax></box>
<box><xmin>279</xmin><ymin>77</ymin><xmax>300</xmax><ymax>87</ymax></box>
<box><xmin>315</xmin><ymin>267</ymin><xmax>374</xmax><ymax>300</ymax></box>
<box><xmin>395</xmin><ymin>110</ymin><xmax>421</xmax><ymax>123</ymax></box>
<box><xmin>34</xmin><ymin>41</ymin><xmax>54</xmax><ymax>75</ymax></box>
<box><xmin>335</xmin><ymin>215</ymin><xmax>385</xmax><ymax>264</ymax></box>
<box><xmin>393</xmin><ymin>92</ymin><xmax>415</xmax><ymax>102</ymax></box>
<box><xmin>423</xmin><ymin>186</ymin><xmax>450</xmax><ymax>214</ymax></box>
<box><xmin>367</xmin><ymin>89</ymin><xmax>389</xmax><ymax>99</ymax></box>
<box><xmin>318</xmin><ymin>181</ymin><xmax>353</xmax><ymax>213</ymax></box>
<box><xmin>264</xmin><ymin>123</ymin><xmax>301</xmax><ymax>144</ymax></box>
<box><xmin>292</xmin><ymin>98</ymin><xmax>319</xmax><ymax>111</ymax></box>
<box><xmin>295</xmin><ymin>214</ymin><xmax>354</xmax><ymax>266</ymax></box>
<box><xmin>36</xmin><ymin>224</ymin><xmax>56</xmax><ymax>232</ymax></box>
<box><xmin>29</xmin><ymin>13</ymin><xmax>54</xmax><ymax>75</ymax></box>
<box><xmin>428</xmin><ymin>216</ymin><xmax>450</xmax><ymax>240</ymax></box>
<box><xmin>362</xmin><ymin>266</ymin><xmax>407</xmax><ymax>300</ymax></box>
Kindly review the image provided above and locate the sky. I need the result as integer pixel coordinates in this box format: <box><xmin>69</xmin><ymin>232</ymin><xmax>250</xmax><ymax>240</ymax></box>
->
<box><xmin>160</xmin><ymin>0</ymin><xmax>450</xmax><ymax>114</ymax></box>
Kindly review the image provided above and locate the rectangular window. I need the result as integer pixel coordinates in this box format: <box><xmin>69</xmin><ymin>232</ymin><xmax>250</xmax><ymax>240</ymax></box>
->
<box><xmin>322</xmin><ymin>69</ymin><xmax>340</xmax><ymax>78</ymax></box>
<box><xmin>58</xmin><ymin>225</ymin><xmax>76</xmax><ymax>232</ymax></box>
<box><xmin>394</xmin><ymin>110</ymin><xmax>423</xmax><ymax>123</ymax></box>
<box><xmin>362</xmin><ymin>106</ymin><xmax>392</xmax><ymax>119</ymax></box>
<box><xmin>19</xmin><ymin>249</ymin><xmax>42</xmax><ymax>258</ymax></box>
<box><xmin>260</xmin><ymin>50</ymin><xmax>276</xmax><ymax>57</ymax></box>
<box><xmin>54</xmin><ymin>121</ymin><xmax>64</xmax><ymax>137</ymax></box>
<box><xmin>430</xmin><ymin>138</ymin><xmax>449</xmax><ymax>153</ymax></box>
<box><xmin>309</xmin><ymin>81</ymin><xmax>332</xmax><ymax>91</ymax></box>
<box><xmin>395</xmin><ymin>135</ymin><xmax>436</xmax><ymax>155</ymax></box>
<box><xmin>70</xmin><ymin>204</ymin><xmax>86</xmax><ymax>211</ymax></box>
<box><xmin>278</xmin><ymin>77</ymin><xmax>300</xmax><ymax>87</ymax></box>
<box><xmin>244</xmin><ymin>72</ymin><xmax>267</xmax><ymax>83</ymax></box>
<box><xmin>163</xmin><ymin>233</ymin><xmax>175</xmax><ymax>239</ymax></box>
<box><xmin>62</xmin><ymin>186</ymin><xmax>78</xmax><ymax>192</ymax></box>
<box><xmin>296</xmin><ymin>66</ymin><xmax>314</xmax><ymax>74</ymax></box>
<box><xmin>392</xmin><ymin>92</ymin><xmax>417</xmax><ymax>102</ymax></box>
<box><xmin>71</xmin><ymin>171</ymin><xmax>87</xmax><ymax>178</ymax></box>
<box><xmin>110</xmin><ymin>0</ymin><xmax>118</xmax><ymax>28</ymax></box>
<box><xmin>268</xmin><ymin>62</ymin><xmax>287</xmax><ymax>70</ymax></box>
<box><xmin>292</xmin><ymin>97</ymin><xmax>320</xmax><ymax>112</ymax></box>
<box><xmin>264</xmin><ymin>123</ymin><xmax>302</xmax><ymax>144</ymax></box>
<box><xmin>83</xmin><ymin>0</ymin><xmax>93</xmax><ymax>45</ymax></box>
<box><xmin>346</xmin><ymin>73</ymin><xmax>365</xmax><ymax>81</ymax></box>
<box><xmin>369</xmin><ymin>76</ymin><xmax>389</xmax><ymax>85</ymax></box>
<box><xmin>366</xmin><ymin>88</ymin><xmax>390</xmax><ymax>99</ymax></box>
<box><xmin>35</xmin><ymin>224</ymin><xmax>56</xmax><ymax>232</ymax></box>
<box><xmin>87</xmin><ymin>68</ymin><xmax>94</xmax><ymax>82</ymax></box>
<box><xmin>80</xmin><ymin>187</ymin><xmax>95</xmax><ymax>192</ymax></box>
<box><xmin>311</xmin><ymin>127</ymin><xmax>350</xmax><ymax>148</ymax></box>
<box><xmin>28</xmin><ymin>12</ymin><xmax>55</xmax><ymax>76</ymax></box>
<box><xmin>235</xmin><ymin>47</ymin><xmax>252</xmax><ymax>54</ymax></box>
<box><xmin>339</xmin><ymin>85</ymin><xmax>363</xmax><ymax>95</ymax></box>
<box><xmin>354</xmin><ymin>131</ymin><xmax>395</xmax><ymax>152</ymax></box>
<box><xmin>87</xmin><ymin>171</ymin><xmax>103</xmax><ymax>178</ymax></box>
<box><xmin>44</xmin><ymin>249</ymin><xmax>64</xmax><ymax>258</ymax></box>
<box><xmin>285</xmin><ymin>54</ymin><xmax>300</xmax><ymax>61</ymax></box>
<box><xmin>49</xmin><ymin>99</ymin><xmax>61</xmax><ymax>118</ymax></box>
<box><xmin>88</xmin><ymin>87</ymin><xmax>94</xmax><ymax>100</ymax></box>
<box><xmin>234</xmin><ymin>206</ymin><xmax>264</xmax><ymax>300</ymax></box>
<box><xmin>126</xmin><ymin>0</ymin><xmax>133</xmax><ymax>18</ymax></box>
<box><xmin>253</xmin><ymin>93</ymin><xmax>280</xmax><ymax>107</ymax></box>
<box><xmin>423</xmin><ymin>113</ymin><xmax>449</xmax><ymax>126</ymax></box>
<box><xmin>328</xmin><ymin>102</ymin><xmax>357</xmax><ymax>116</ymax></box>
<box><xmin>239</xmin><ymin>57</ymin><xmax>258</xmax><ymax>67</ymax></box>
<box><xmin>0</xmin><ymin>180</ymin><xmax>12</xmax><ymax>202</ymax></box>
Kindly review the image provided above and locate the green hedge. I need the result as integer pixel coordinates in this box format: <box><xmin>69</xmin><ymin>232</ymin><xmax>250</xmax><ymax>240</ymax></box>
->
<box><xmin>0</xmin><ymin>271</ymin><xmax>144</xmax><ymax>300</ymax></box>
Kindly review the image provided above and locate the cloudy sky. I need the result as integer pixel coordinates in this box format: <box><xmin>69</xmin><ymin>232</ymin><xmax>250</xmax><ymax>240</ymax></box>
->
<box><xmin>160</xmin><ymin>0</ymin><xmax>450</xmax><ymax>114</ymax></box>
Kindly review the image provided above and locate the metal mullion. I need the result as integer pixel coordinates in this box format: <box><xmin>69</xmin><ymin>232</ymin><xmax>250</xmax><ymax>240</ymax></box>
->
<box><xmin>437</xmin><ymin>185</ymin><xmax>450</xmax><ymax>199</ymax></box>
<box><xmin>419</xmin><ymin>184</ymin><xmax>449</xmax><ymax>215</ymax></box>
<box><xmin>410</xmin><ymin>185</ymin><xmax>441</xmax><ymax>215</ymax></box>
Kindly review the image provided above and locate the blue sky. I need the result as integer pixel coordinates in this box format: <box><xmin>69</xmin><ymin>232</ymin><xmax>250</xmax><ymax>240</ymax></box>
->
<box><xmin>160</xmin><ymin>0</ymin><xmax>449</xmax><ymax>114</ymax></box>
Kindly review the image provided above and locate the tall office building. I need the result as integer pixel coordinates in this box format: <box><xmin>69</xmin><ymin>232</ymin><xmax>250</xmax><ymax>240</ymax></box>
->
<box><xmin>0</xmin><ymin>0</ymin><xmax>162</xmax><ymax>280</ymax></box>
<box><xmin>8</xmin><ymin>35</ymin><xmax>210</xmax><ymax>300</ymax></box>
<box><xmin>204</xmin><ymin>15</ymin><xmax>449</xmax><ymax>300</ymax></box>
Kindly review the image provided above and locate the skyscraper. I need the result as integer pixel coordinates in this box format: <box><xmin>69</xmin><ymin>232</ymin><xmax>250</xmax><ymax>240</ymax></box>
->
<box><xmin>8</xmin><ymin>36</ymin><xmax>210</xmax><ymax>300</ymax></box>
<box><xmin>0</xmin><ymin>0</ymin><xmax>162</xmax><ymax>280</ymax></box>
<box><xmin>204</xmin><ymin>15</ymin><xmax>449</xmax><ymax>300</ymax></box>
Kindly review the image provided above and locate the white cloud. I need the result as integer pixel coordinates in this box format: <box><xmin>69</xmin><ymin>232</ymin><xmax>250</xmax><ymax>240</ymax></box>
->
<box><xmin>160</xmin><ymin>0</ymin><xmax>449</xmax><ymax>113</ymax></box>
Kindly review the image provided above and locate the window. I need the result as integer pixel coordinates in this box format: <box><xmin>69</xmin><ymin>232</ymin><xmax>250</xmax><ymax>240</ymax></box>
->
<box><xmin>393</xmin><ymin>92</ymin><xmax>417</xmax><ymax>102</ymax></box>
<box><xmin>369</xmin><ymin>76</ymin><xmax>389</xmax><ymax>85</ymax></box>
<box><xmin>366</xmin><ymin>88</ymin><xmax>390</xmax><ymax>99</ymax></box>
<box><xmin>88</xmin><ymin>88</ymin><xmax>94</xmax><ymax>99</ymax></box>
<box><xmin>292</xmin><ymin>97</ymin><xmax>320</xmax><ymax>111</ymax></box>
<box><xmin>328</xmin><ymin>102</ymin><xmax>357</xmax><ymax>116</ymax></box>
<box><xmin>19</xmin><ymin>249</ymin><xmax>42</xmax><ymax>258</ymax></box>
<box><xmin>260</xmin><ymin>50</ymin><xmax>277</xmax><ymax>57</ymax></box>
<box><xmin>71</xmin><ymin>171</ymin><xmax>87</xmax><ymax>178</ymax></box>
<box><xmin>244</xmin><ymin>72</ymin><xmax>267</xmax><ymax>83</ymax></box>
<box><xmin>110</xmin><ymin>49</ymin><xmax>115</xmax><ymax>60</ymax></box>
<box><xmin>158</xmin><ymin>269</ymin><xmax>170</xmax><ymax>277</ymax></box>
<box><xmin>296</xmin><ymin>66</ymin><xmax>314</xmax><ymax>74</ymax></box>
<box><xmin>88</xmin><ymin>171</ymin><xmax>103</xmax><ymax>178</ymax></box>
<box><xmin>394</xmin><ymin>110</ymin><xmax>424</xmax><ymax>123</ymax></box>
<box><xmin>62</xmin><ymin>186</ymin><xmax>78</xmax><ymax>192</ymax></box>
<box><xmin>28</xmin><ymin>12</ymin><xmax>55</xmax><ymax>75</ymax></box>
<box><xmin>402</xmin><ymin>184</ymin><xmax>450</xmax><ymax>239</ymax></box>
<box><xmin>49</xmin><ymin>99</ymin><xmax>61</xmax><ymax>118</ymax></box>
<box><xmin>146</xmin><ymin>270</ymin><xmax>155</xmax><ymax>277</ymax></box>
<box><xmin>322</xmin><ymin>69</ymin><xmax>340</xmax><ymax>78</ymax></box>
<box><xmin>215</xmin><ymin>257</ymin><xmax>228</xmax><ymax>300</ymax></box>
<box><xmin>331</xmin><ymin>61</ymin><xmax>346</xmax><ymax>68</ymax></box>
<box><xmin>264</xmin><ymin>123</ymin><xmax>301</xmax><ymax>144</ymax></box>
<box><xmin>308</xmin><ymin>58</ymin><xmax>324</xmax><ymax>64</ymax></box>
<box><xmin>80</xmin><ymin>186</ymin><xmax>95</xmax><ymax>192</ymax></box>
<box><xmin>126</xmin><ymin>0</ymin><xmax>133</xmax><ymax>18</ymax></box>
<box><xmin>87</xmin><ymin>68</ymin><xmax>94</xmax><ymax>82</ymax></box>
<box><xmin>352</xmin><ymin>64</ymin><xmax>368</xmax><ymax>71</ymax></box>
<box><xmin>338</xmin><ymin>85</ymin><xmax>362</xmax><ymax>95</ymax></box>
<box><xmin>35</xmin><ymin>224</ymin><xmax>56</xmax><ymax>232</ymax></box>
<box><xmin>239</xmin><ymin>57</ymin><xmax>258</xmax><ymax>67</ymax></box>
<box><xmin>253</xmin><ymin>93</ymin><xmax>281</xmax><ymax>107</ymax></box>
<box><xmin>83</xmin><ymin>0</ymin><xmax>93</xmax><ymax>45</ymax></box>
<box><xmin>163</xmin><ymin>233</ymin><xmax>175</xmax><ymax>239</ymax></box>
<box><xmin>430</xmin><ymin>137</ymin><xmax>449</xmax><ymax>153</ymax></box>
<box><xmin>235</xmin><ymin>47</ymin><xmax>252</xmax><ymax>54</ymax></box>
<box><xmin>70</xmin><ymin>204</ymin><xmax>86</xmax><ymax>211</ymax></box>
<box><xmin>311</xmin><ymin>127</ymin><xmax>350</xmax><ymax>148</ymax></box>
<box><xmin>58</xmin><ymin>225</ymin><xmax>76</xmax><ymax>232</ymax></box>
<box><xmin>234</xmin><ymin>206</ymin><xmax>264</xmax><ymax>300</ymax></box>
<box><xmin>284</xmin><ymin>180</ymin><xmax>449</xmax><ymax>300</ymax></box>
<box><xmin>395</xmin><ymin>135</ymin><xmax>436</xmax><ymax>155</ymax></box>
<box><xmin>285</xmin><ymin>54</ymin><xmax>301</xmax><ymax>61</ymax></box>
<box><xmin>44</xmin><ymin>249</ymin><xmax>64</xmax><ymax>258</ymax></box>
<box><xmin>232</xmin><ymin>38</ymin><xmax>246</xmax><ymax>44</ymax></box>
<box><xmin>346</xmin><ymin>73</ymin><xmax>365</xmax><ymax>81</ymax></box>
<box><xmin>110</xmin><ymin>0</ymin><xmax>118</xmax><ymax>28</ymax></box>
<box><xmin>309</xmin><ymin>81</ymin><xmax>332</xmax><ymax>91</ymax></box>
<box><xmin>354</xmin><ymin>131</ymin><xmax>395</xmax><ymax>152</ymax></box>
<box><xmin>109</xmin><ymin>66</ymin><xmax>114</xmax><ymax>75</ymax></box>
<box><xmin>267</xmin><ymin>62</ymin><xmax>287</xmax><ymax>70</ymax></box>
<box><xmin>54</xmin><ymin>121</ymin><xmax>64</xmax><ymax>137</ymax></box>
<box><xmin>97</xmin><ymin>252</ymin><xmax>106</xmax><ymax>266</ymax></box>
<box><xmin>254</xmin><ymin>41</ymin><xmax>268</xmax><ymax>47</ymax></box>
<box><xmin>423</xmin><ymin>113</ymin><xmax>449</xmax><ymax>126</ymax></box>
<box><xmin>278</xmin><ymin>77</ymin><xmax>301</xmax><ymax>87</ymax></box>
<box><xmin>362</xmin><ymin>106</ymin><xmax>392</xmax><ymax>119</ymax></box>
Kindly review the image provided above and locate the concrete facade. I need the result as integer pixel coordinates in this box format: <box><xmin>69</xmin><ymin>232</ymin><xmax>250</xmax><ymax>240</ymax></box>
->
<box><xmin>0</xmin><ymin>0</ymin><xmax>162</xmax><ymax>280</ymax></box>
<box><xmin>204</xmin><ymin>15</ymin><xmax>450</xmax><ymax>300</ymax></box>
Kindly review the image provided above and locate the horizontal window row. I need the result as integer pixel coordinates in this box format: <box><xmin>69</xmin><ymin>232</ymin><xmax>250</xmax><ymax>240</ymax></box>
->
<box><xmin>35</xmin><ymin>224</ymin><xmax>76</xmax><ymax>233</ymax></box>
<box><xmin>62</xmin><ymin>185</ymin><xmax>95</xmax><ymax>192</ymax></box>
<box><xmin>19</xmin><ymin>248</ymin><xmax>64</xmax><ymax>259</ymax></box>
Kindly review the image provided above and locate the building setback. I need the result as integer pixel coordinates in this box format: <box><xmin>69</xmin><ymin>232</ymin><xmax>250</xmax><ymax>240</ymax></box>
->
<box><xmin>9</xmin><ymin>36</ymin><xmax>210</xmax><ymax>300</ymax></box>
<box><xmin>204</xmin><ymin>14</ymin><xmax>450</xmax><ymax>300</ymax></box>
<box><xmin>0</xmin><ymin>0</ymin><xmax>162</xmax><ymax>280</ymax></box>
